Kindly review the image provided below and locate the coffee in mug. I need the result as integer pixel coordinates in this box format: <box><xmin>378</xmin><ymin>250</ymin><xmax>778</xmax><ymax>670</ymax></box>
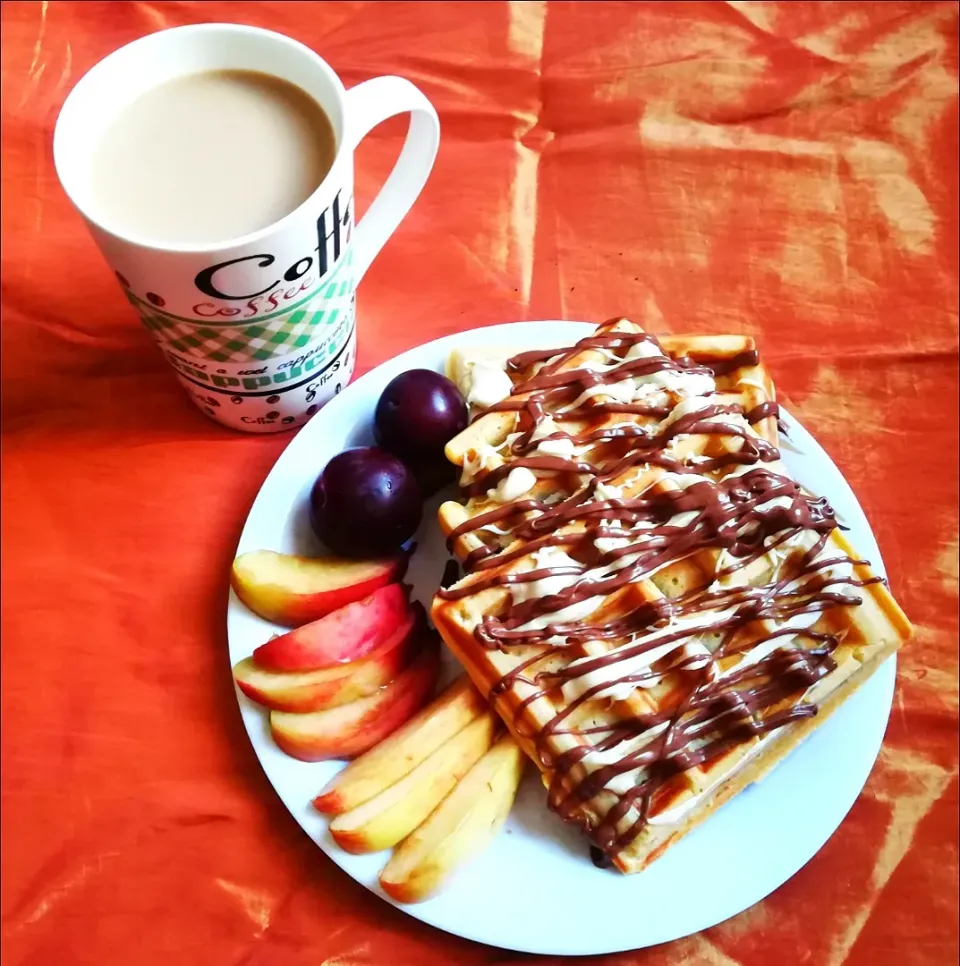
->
<box><xmin>91</xmin><ymin>69</ymin><xmax>337</xmax><ymax>245</ymax></box>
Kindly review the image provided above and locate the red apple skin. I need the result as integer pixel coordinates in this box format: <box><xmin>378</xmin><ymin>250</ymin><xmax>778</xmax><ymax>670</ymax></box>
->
<box><xmin>269</xmin><ymin>644</ymin><xmax>441</xmax><ymax>762</ymax></box>
<box><xmin>231</xmin><ymin>550</ymin><xmax>404</xmax><ymax>627</ymax></box>
<box><xmin>233</xmin><ymin>607</ymin><xmax>422</xmax><ymax>712</ymax></box>
<box><xmin>253</xmin><ymin>583</ymin><xmax>409</xmax><ymax>672</ymax></box>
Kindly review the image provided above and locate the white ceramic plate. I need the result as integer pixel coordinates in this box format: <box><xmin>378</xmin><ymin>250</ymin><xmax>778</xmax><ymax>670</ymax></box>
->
<box><xmin>228</xmin><ymin>322</ymin><xmax>895</xmax><ymax>956</ymax></box>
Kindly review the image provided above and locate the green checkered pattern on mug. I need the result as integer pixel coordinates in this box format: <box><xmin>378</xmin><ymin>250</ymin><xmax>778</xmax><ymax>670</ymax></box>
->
<box><xmin>135</xmin><ymin>256</ymin><xmax>355</xmax><ymax>363</ymax></box>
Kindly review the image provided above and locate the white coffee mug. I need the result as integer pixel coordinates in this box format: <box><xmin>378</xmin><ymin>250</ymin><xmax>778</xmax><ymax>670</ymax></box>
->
<box><xmin>54</xmin><ymin>24</ymin><xmax>439</xmax><ymax>432</ymax></box>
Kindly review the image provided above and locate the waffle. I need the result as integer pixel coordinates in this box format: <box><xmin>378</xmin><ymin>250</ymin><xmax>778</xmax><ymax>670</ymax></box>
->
<box><xmin>430</xmin><ymin>318</ymin><xmax>912</xmax><ymax>874</ymax></box>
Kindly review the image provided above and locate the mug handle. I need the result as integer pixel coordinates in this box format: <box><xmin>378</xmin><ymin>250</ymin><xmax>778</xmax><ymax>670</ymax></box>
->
<box><xmin>343</xmin><ymin>76</ymin><xmax>440</xmax><ymax>282</ymax></box>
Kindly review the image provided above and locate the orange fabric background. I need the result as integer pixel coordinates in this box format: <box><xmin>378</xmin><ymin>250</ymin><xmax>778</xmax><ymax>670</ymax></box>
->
<box><xmin>2</xmin><ymin>2</ymin><xmax>958</xmax><ymax>964</ymax></box>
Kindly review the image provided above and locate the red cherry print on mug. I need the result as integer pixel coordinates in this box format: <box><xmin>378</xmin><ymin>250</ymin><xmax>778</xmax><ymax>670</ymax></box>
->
<box><xmin>266</xmin><ymin>395</ymin><xmax>280</xmax><ymax>404</ymax></box>
<box><xmin>306</xmin><ymin>404</ymin><xmax>318</xmax><ymax>417</ymax></box>
<box><xmin>146</xmin><ymin>292</ymin><xmax>165</xmax><ymax>307</ymax></box>
<box><xmin>281</xmin><ymin>416</ymin><xmax>295</xmax><ymax>424</ymax></box>
<box><xmin>231</xmin><ymin>395</ymin><xmax>243</xmax><ymax>405</ymax></box>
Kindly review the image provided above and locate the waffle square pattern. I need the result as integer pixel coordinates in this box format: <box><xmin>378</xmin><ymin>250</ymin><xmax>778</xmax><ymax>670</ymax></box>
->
<box><xmin>431</xmin><ymin>318</ymin><xmax>911</xmax><ymax>874</ymax></box>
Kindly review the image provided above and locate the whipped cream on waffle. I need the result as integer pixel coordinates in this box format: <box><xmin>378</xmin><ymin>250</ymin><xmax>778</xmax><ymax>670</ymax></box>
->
<box><xmin>461</xmin><ymin>358</ymin><xmax>514</xmax><ymax>408</ymax></box>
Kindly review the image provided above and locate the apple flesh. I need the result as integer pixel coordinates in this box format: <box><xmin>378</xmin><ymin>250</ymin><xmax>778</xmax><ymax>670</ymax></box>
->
<box><xmin>328</xmin><ymin>712</ymin><xmax>498</xmax><ymax>853</ymax></box>
<box><xmin>269</xmin><ymin>645</ymin><xmax>441</xmax><ymax>761</ymax></box>
<box><xmin>231</xmin><ymin>550</ymin><xmax>403</xmax><ymax>627</ymax></box>
<box><xmin>313</xmin><ymin>674</ymin><xmax>487</xmax><ymax>815</ymax></box>
<box><xmin>378</xmin><ymin>734</ymin><xmax>526</xmax><ymax>903</ymax></box>
<box><xmin>253</xmin><ymin>583</ymin><xmax>409</xmax><ymax>672</ymax></box>
<box><xmin>379</xmin><ymin>734</ymin><xmax>526</xmax><ymax>903</ymax></box>
<box><xmin>233</xmin><ymin>607</ymin><xmax>421</xmax><ymax>713</ymax></box>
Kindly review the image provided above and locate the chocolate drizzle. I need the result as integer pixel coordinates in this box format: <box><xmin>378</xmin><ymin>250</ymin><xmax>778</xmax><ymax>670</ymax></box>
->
<box><xmin>439</xmin><ymin>325</ymin><xmax>877</xmax><ymax>862</ymax></box>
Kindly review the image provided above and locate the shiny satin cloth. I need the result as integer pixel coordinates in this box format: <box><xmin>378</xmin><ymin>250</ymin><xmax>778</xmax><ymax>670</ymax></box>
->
<box><xmin>2</xmin><ymin>3</ymin><xmax>957</xmax><ymax>964</ymax></box>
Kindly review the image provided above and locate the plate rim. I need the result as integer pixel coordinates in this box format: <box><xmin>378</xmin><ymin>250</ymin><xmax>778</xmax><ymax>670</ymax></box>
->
<box><xmin>227</xmin><ymin>320</ymin><xmax>896</xmax><ymax>955</ymax></box>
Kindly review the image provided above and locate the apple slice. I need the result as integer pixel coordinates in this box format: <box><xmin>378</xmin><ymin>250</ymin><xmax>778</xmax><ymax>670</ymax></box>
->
<box><xmin>253</xmin><ymin>583</ymin><xmax>409</xmax><ymax>671</ymax></box>
<box><xmin>313</xmin><ymin>674</ymin><xmax>487</xmax><ymax>815</ymax></box>
<box><xmin>233</xmin><ymin>607</ymin><xmax>421</xmax><ymax>713</ymax></box>
<box><xmin>232</xmin><ymin>550</ymin><xmax>404</xmax><ymax>627</ymax></box>
<box><xmin>379</xmin><ymin>734</ymin><xmax>526</xmax><ymax>903</ymax></box>
<box><xmin>269</xmin><ymin>645</ymin><xmax>440</xmax><ymax>762</ymax></box>
<box><xmin>329</xmin><ymin>711</ymin><xmax>498</xmax><ymax>854</ymax></box>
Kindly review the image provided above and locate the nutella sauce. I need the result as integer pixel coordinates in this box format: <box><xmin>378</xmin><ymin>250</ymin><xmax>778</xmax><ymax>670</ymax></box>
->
<box><xmin>439</xmin><ymin>327</ymin><xmax>877</xmax><ymax>860</ymax></box>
